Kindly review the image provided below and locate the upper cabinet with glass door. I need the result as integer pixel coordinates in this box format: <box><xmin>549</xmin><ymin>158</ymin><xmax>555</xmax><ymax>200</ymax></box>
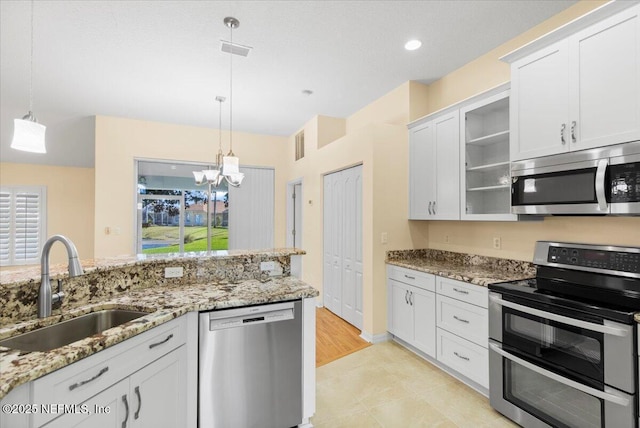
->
<box><xmin>505</xmin><ymin>2</ymin><xmax>640</xmax><ymax>161</ymax></box>
<box><xmin>460</xmin><ymin>85</ymin><xmax>516</xmax><ymax>221</ymax></box>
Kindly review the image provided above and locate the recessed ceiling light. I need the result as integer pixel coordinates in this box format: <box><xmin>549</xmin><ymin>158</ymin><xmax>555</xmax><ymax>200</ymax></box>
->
<box><xmin>404</xmin><ymin>40</ymin><xmax>422</xmax><ymax>51</ymax></box>
<box><xmin>302</xmin><ymin>89</ymin><xmax>313</xmax><ymax>96</ymax></box>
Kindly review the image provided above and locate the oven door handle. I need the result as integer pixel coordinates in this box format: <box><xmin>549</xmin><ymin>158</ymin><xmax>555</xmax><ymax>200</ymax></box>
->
<box><xmin>595</xmin><ymin>158</ymin><xmax>608</xmax><ymax>212</ymax></box>
<box><xmin>489</xmin><ymin>295</ymin><xmax>628</xmax><ymax>337</ymax></box>
<box><xmin>489</xmin><ymin>342</ymin><xmax>630</xmax><ymax>407</ymax></box>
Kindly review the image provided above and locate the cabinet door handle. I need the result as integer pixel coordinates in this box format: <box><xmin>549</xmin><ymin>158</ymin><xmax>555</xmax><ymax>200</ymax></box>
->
<box><xmin>149</xmin><ymin>333</ymin><xmax>173</xmax><ymax>349</ymax></box>
<box><xmin>560</xmin><ymin>123</ymin><xmax>566</xmax><ymax>145</ymax></box>
<box><xmin>404</xmin><ymin>274</ymin><xmax>415</xmax><ymax>280</ymax></box>
<box><xmin>452</xmin><ymin>287</ymin><xmax>469</xmax><ymax>295</ymax></box>
<box><xmin>409</xmin><ymin>291</ymin><xmax>414</xmax><ymax>306</ymax></box>
<box><xmin>428</xmin><ymin>201</ymin><xmax>433</xmax><ymax>215</ymax></box>
<box><xmin>571</xmin><ymin>121</ymin><xmax>577</xmax><ymax>143</ymax></box>
<box><xmin>122</xmin><ymin>394</ymin><xmax>129</xmax><ymax>428</ymax></box>
<box><xmin>68</xmin><ymin>366</ymin><xmax>109</xmax><ymax>391</ymax></box>
<box><xmin>453</xmin><ymin>315</ymin><xmax>470</xmax><ymax>324</ymax></box>
<box><xmin>405</xmin><ymin>290</ymin><xmax>409</xmax><ymax>304</ymax></box>
<box><xmin>433</xmin><ymin>201</ymin><xmax>436</xmax><ymax>215</ymax></box>
<box><xmin>134</xmin><ymin>386</ymin><xmax>142</xmax><ymax>419</ymax></box>
<box><xmin>454</xmin><ymin>351</ymin><xmax>470</xmax><ymax>361</ymax></box>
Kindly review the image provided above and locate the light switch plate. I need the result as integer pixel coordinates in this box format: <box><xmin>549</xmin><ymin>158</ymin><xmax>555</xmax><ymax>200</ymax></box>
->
<box><xmin>165</xmin><ymin>267</ymin><xmax>184</xmax><ymax>278</ymax></box>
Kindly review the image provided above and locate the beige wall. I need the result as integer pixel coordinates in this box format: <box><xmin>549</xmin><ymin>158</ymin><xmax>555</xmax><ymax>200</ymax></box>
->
<box><xmin>285</xmin><ymin>82</ymin><xmax>418</xmax><ymax>335</ymax></box>
<box><xmin>0</xmin><ymin>163</ymin><xmax>95</xmax><ymax>267</ymax></box>
<box><xmin>94</xmin><ymin>115</ymin><xmax>288</xmax><ymax>258</ymax></box>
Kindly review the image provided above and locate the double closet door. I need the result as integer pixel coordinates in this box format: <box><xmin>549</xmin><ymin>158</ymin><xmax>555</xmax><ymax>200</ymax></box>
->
<box><xmin>323</xmin><ymin>165</ymin><xmax>363</xmax><ymax>330</ymax></box>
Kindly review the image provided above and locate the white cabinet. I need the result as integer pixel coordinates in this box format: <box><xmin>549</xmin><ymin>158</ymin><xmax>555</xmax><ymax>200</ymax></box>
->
<box><xmin>0</xmin><ymin>315</ymin><xmax>192</xmax><ymax>428</ymax></box>
<box><xmin>387</xmin><ymin>265</ymin><xmax>490</xmax><ymax>391</ymax></box>
<box><xmin>460</xmin><ymin>86</ymin><xmax>516</xmax><ymax>220</ymax></box>
<box><xmin>508</xmin><ymin>4</ymin><xmax>640</xmax><ymax>161</ymax></box>
<box><xmin>435</xmin><ymin>277</ymin><xmax>489</xmax><ymax>389</ymax></box>
<box><xmin>323</xmin><ymin>165</ymin><xmax>363</xmax><ymax>329</ymax></box>
<box><xmin>408</xmin><ymin>111</ymin><xmax>460</xmax><ymax>220</ymax></box>
<box><xmin>387</xmin><ymin>265</ymin><xmax>436</xmax><ymax>358</ymax></box>
<box><xmin>43</xmin><ymin>379</ymin><xmax>129</xmax><ymax>428</ymax></box>
<box><xmin>409</xmin><ymin>121</ymin><xmax>435</xmax><ymax>219</ymax></box>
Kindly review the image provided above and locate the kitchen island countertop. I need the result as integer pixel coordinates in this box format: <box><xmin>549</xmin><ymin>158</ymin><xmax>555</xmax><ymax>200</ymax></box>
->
<box><xmin>0</xmin><ymin>248</ymin><xmax>317</xmax><ymax>399</ymax></box>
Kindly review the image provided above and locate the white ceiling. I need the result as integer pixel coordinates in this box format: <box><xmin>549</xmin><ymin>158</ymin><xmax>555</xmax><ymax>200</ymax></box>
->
<box><xmin>0</xmin><ymin>0</ymin><xmax>578</xmax><ymax>168</ymax></box>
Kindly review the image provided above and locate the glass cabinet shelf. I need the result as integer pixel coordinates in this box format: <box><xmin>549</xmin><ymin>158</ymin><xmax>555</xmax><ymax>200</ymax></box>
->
<box><xmin>467</xmin><ymin>184</ymin><xmax>510</xmax><ymax>192</ymax></box>
<box><xmin>467</xmin><ymin>130</ymin><xmax>509</xmax><ymax>146</ymax></box>
<box><xmin>466</xmin><ymin>161</ymin><xmax>510</xmax><ymax>172</ymax></box>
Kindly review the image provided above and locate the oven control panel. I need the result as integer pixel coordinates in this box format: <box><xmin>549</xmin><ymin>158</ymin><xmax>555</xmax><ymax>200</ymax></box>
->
<box><xmin>548</xmin><ymin>246</ymin><xmax>640</xmax><ymax>274</ymax></box>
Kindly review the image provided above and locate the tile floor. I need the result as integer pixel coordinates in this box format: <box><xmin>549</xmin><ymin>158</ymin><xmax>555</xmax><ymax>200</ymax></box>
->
<box><xmin>312</xmin><ymin>340</ymin><xmax>518</xmax><ymax>428</ymax></box>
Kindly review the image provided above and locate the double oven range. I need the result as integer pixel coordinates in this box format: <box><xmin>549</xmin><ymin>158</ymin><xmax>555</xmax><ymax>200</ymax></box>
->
<box><xmin>489</xmin><ymin>241</ymin><xmax>640</xmax><ymax>428</ymax></box>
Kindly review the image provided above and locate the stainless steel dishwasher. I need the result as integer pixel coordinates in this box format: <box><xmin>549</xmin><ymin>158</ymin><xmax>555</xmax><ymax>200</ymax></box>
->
<box><xmin>198</xmin><ymin>300</ymin><xmax>303</xmax><ymax>428</ymax></box>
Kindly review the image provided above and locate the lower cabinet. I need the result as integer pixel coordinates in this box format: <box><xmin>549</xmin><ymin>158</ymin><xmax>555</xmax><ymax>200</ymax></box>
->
<box><xmin>387</xmin><ymin>265</ymin><xmax>436</xmax><ymax>358</ymax></box>
<box><xmin>0</xmin><ymin>315</ymin><xmax>193</xmax><ymax>428</ymax></box>
<box><xmin>43</xmin><ymin>346</ymin><xmax>187</xmax><ymax>428</ymax></box>
<box><xmin>387</xmin><ymin>265</ymin><xmax>490</xmax><ymax>391</ymax></box>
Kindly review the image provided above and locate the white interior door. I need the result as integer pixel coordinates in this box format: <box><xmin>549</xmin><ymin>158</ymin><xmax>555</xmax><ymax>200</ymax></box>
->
<box><xmin>323</xmin><ymin>165</ymin><xmax>363</xmax><ymax>329</ymax></box>
<box><xmin>228</xmin><ymin>167</ymin><xmax>275</xmax><ymax>250</ymax></box>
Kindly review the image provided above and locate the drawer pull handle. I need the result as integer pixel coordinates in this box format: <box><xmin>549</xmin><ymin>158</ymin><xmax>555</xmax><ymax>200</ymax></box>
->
<box><xmin>453</xmin><ymin>315</ymin><xmax>469</xmax><ymax>324</ymax></box>
<box><xmin>122</xmin><ymin>394</ymin><xmax>129</xmax><ymax>428</ymax></box>
<box><xmin>452</xmin><ymin>288</ymin><xmax>469</xmax><ymax>295</ymax></box>
<box><xmin>404</xmin><ymin>274</ymin><xmax>415</xmax><ymax>280</ymax></box>
<box><xmin>134</xmin><ymin>386</ymin><xmax>142</xmax><ymax>419</ymax></box>
<box><xmin>68</xmin><ymin>367</ymin><xmax>109</xmax><ymax>391</ymax></box>
<box><xmin>149</xmin><ymin>333</ymin><xmax>173</xmax><ymax>349</ymax></box>
<box><xmin>454</xmin><ymin>351</ymin><xmax>470</xmax><ymax>361</ymax></box>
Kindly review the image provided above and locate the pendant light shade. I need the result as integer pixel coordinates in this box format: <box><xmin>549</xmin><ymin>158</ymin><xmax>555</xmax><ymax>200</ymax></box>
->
<box><xmin>12</xmin><ymin>0</ymin><xmax>46</xmax><ymax>154</ymax></box>
<box><xmin>11</xmin><ymin>112</ymin><xmax>46</xmax><ymax>153</ymax></box>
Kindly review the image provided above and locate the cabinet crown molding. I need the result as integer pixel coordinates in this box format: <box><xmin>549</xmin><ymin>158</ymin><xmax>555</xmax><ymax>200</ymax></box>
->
<box><xmin>500</xmin><ymin>1</ymin><xmax>638</xmax><ymax>64</ymax></box>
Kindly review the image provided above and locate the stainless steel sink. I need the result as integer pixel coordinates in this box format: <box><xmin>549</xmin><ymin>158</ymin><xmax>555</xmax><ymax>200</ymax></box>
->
<box><xmin>0</xmin><ymin>309</ymin><xmax>150</xmax><ymax>352</ymax></box>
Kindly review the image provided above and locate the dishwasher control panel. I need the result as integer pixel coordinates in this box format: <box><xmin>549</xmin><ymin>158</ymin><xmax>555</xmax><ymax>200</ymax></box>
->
<box><xmin>207</xmin><ymin>302</ymin><xmax>295</xmax><ymax>331</ymax></box>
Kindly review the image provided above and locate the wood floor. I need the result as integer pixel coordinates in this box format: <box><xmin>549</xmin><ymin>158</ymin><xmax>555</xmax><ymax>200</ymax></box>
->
<box><xmin>316</xmin><ymin>307</ymin><xmax>371</xmax><ymax>367</ymax></box>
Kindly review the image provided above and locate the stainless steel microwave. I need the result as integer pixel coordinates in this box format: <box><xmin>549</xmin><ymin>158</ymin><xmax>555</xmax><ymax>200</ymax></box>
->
<box><xmin>511</xmin><ymin>141</ymin><xmax>640</xmax><ymax>215</ymax></box>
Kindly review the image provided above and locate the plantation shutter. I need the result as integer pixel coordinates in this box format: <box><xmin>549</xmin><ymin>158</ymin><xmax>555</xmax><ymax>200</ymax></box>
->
<box><xmin>0</xmin><ymin>187</ymin><xmax>46</xmax><ymax>266</ymax></box>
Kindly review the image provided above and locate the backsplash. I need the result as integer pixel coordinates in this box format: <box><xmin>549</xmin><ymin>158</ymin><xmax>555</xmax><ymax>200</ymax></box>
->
<box><xmin>0</xmin><ymin>249</ymin><xmax>302</xmax><ymax>326</ymax></box>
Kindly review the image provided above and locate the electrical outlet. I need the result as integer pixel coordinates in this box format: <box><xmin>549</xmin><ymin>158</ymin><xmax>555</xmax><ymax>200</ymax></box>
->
<box><xmin>381</xmin><ymin>232</ymin><xmax>388</xmax><ymax>244</ymax></box>
<box><xmin>444</xmin><ymin>235</ymin><xmax>450</xmax><ymax>243</ymax></box>
<box><xmin>493</xmin><ymin>237</ymin><xmax>501</xmax><ymax>250</ymax></box>
<box><xmin>165</xmin><ymin>267</ymin><xmax>184</xmax><ymax>278</ymax></box>
<box><xmin>260</xmin><ymin>261</ymin><xmax>276</xmax><ymax>271</ymax></box>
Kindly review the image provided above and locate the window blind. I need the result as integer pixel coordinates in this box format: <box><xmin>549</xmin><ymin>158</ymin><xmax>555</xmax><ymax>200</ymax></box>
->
<box><xmin>0</xmin><ymin>186</ymin><xmax>46</xmax><ymax>266</ymax></box>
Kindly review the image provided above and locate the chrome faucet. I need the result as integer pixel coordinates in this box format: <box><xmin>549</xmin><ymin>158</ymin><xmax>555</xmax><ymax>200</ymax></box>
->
<box><xmin>39</xmin><ymin>235</ymin><xmax>84</xmax><ymax>318</ymax></box>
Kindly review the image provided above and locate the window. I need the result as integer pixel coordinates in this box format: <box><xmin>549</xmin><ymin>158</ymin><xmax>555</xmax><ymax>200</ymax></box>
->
<box><xmin>295</xmin><ymin>131</ymin><xmax>305</xmax><ymax>161</ymax></box>
<box><xmin>0</xmin><ymin>186</ymin><xmax>47</xmax><ymax>266</ymax></box>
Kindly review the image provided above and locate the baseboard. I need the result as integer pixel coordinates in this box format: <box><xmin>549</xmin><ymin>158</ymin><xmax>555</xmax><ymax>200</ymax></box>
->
<box><xmin>314</xmin><ymin>298</ymin><xmax>323</xmax><ymax>308</ymax></box>
<box><xmin>360</xmin><ymin>331</ymin><xmax>391</xmax><ymax>344</ymax></box>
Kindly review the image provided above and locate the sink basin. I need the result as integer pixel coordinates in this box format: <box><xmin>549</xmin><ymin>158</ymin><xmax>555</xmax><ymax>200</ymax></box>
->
<box><xmin>0</xmin><ymin>309</ymin><xmax>150</xmax><ymax>352</ymax></box>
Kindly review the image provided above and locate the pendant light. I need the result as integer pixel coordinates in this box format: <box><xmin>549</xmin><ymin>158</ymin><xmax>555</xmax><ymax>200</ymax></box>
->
<box><xmin>193</xmin><ymin>96</ymin><xmax>226</xmax><ymax>186</ymax></box>
<box><xmin>11</xmin><ymin>0</ymin><xmax>46</xmax><ymax>154</ymax></box>
<box><xmin>221</xmin><ymin>17</ymin><xmax>244</xmax><ymax>188</ymax></box>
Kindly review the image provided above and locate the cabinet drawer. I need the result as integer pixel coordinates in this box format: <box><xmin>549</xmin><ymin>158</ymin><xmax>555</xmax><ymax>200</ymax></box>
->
<box><xmin>32</xmin><ymin>315</ymin><xmax>186</xmax><ymax>427</ymax></box>
<box><xmin>436</xmin><ymin>295</ymin><xmax>487</xmax><ymax>347</ymax></box>
<box><xmin>436</xmin><ymin>277</ymin><xmax>488</xmax><ymax>308</ymax></box>
<box><xmin>387</xmin><ymin>265</ymin><xmax>435</xmax><ymax>292</ymax></box>
<box><xmin>436</xmin><ymin>328</ymin><xmax>488</xmax><ymax>389</ymax></box>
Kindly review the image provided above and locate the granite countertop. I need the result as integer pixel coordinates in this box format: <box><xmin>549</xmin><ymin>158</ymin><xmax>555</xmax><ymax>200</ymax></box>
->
<box><xmin>386</xmin><ymin>249</ymin><xmax>536</xmax><ymax>286</ymax></box>
<box><xmin>634</xmin><ymin>314</ymin><xmax>640</xmax><ymax>323</ymax></box>
<box><xmin>0</xmin><ymin>248</ymin><xmax>316</xmax><ymax>399</ymax></box>
<box><xmin>0</xmin><ymin>276</ymin><xmax>317</xmax><ymax>399</ymax></box>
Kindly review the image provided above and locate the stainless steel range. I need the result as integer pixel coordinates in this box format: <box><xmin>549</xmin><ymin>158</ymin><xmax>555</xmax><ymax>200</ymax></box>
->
<box><xmin>488</xmin><ymin>241</ymin><xmax>640</xmax><ymax>428</ymax></box>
